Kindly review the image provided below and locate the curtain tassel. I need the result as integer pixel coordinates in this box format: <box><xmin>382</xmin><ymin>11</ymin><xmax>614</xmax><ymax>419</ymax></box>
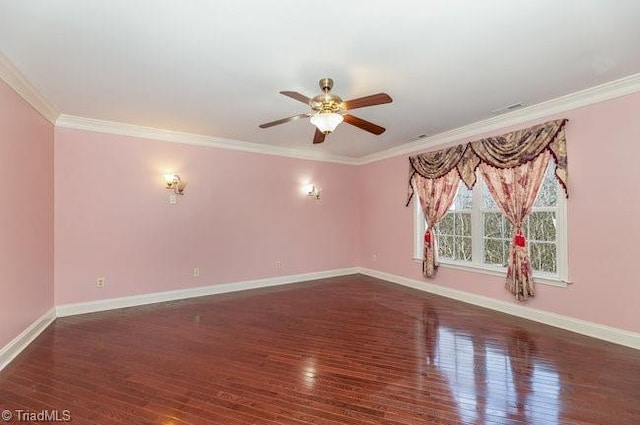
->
<box><xmin>424</xmin><ymin>230</ymin><xmax>432</xmax><ymax>248</ymax></box>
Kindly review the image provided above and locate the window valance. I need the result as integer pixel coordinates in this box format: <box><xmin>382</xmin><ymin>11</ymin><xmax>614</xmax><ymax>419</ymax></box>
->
<box><xmin>407</xmin><ymin>119</ymin><xmax>568</xmax><ymax>206</ymax></box>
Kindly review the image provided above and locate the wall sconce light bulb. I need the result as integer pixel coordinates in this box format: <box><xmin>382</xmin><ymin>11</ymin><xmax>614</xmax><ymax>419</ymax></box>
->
<box><xmin>164</xmin><ymin>174</ymin><xmax>187</xmax><ymax>195</ymax></box>
<box><xmin>304</xmin><ymin>183</ymin><xmax>320</xmax><ymax>200</ymax></box>
<box><xmin>303</xmin><ymin>183</ymin><xmax>314</xmax><ymax>194</ymax></box>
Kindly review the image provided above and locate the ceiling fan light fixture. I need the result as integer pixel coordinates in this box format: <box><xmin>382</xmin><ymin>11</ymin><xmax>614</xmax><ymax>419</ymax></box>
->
<box><xmin>310</xmin><ymin>112</ymin><xmax>343</xmax><ymax>134</ymax></box>
<box><xmin>259</xmin><ymin>78</ymin><xmax>392</xmax><ymax>143</ymax></box>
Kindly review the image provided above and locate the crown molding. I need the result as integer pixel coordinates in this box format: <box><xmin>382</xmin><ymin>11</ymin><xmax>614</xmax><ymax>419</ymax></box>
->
<box><xmin>356</xmin><ymin>72</ymin><xmax>640</xmax><ymax>165</ymax></box>
<box><xmin>0</xmin><ymin>51</ymin><xmax>59</xmax><ymax>124</ymax></box>
<box><xmin>56</xmin><ymin>114</ymin><xmax>359</xmax><ymax>165</ymax></box>
<box><xmin>3</xmin><ymin>44</ymin><xmax>639</xmax><ymax>165</ymax></box>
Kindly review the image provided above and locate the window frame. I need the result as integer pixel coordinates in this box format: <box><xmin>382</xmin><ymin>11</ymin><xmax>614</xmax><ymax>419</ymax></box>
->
<box><xmin>413</xmin><ymin>172</ymin><xmax>570</xmax><ymax>287</ymax></box>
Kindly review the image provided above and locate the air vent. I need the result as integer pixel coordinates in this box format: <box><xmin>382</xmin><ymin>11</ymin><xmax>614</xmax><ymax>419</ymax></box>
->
<box><xmin>409</xmin><ymin>134</ymin><xmax>428</xmax><ymax>142</ymax></box>
<box><xmin>491</xmin><ymin>102</ymin><xmax>525</xmax><ymax>115</ymax></box>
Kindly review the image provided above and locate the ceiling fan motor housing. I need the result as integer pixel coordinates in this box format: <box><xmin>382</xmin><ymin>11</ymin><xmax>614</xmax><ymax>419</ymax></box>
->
<box><xmin>309</xmin><ymin>78</ymin><xmax>345</xmax><ymax>113</ymax></box>
<box><xmin>310</xmin><ymin>94</ymin><xmax>344</xmax><ymax>113</ymax></box>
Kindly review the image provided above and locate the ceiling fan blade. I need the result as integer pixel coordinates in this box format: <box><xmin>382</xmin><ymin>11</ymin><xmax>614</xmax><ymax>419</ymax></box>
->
<box><xmin>343</xmin><ymin>114</ymin><xmax>386</xmax><ymax>135</ymax></box>
<box><xmin>259</xmin><ymin>113</ymin><xmax>309</xmax><ymax>129</ymax></box>
<box><xmin>280</xmin><ymin>91</ymin><xmax>312</xmax><ymax>105</ymax></box>
<box><xmin>313</xmin><ymin>129</ymin><xmax>326</xmax><ymax>144</ymax></box>
<box><xmin>344</xmin><ymin>93</ymin><xmax>392</xmax><ymax>110</ymax></box>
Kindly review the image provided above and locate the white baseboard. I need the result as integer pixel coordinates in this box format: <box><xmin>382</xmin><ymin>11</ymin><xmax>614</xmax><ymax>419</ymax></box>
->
<box><xmin>357</xmin><ymin>267</ymin><xmax>640</xmax><ymax>350</ymax></box>
<box><xmin>56</xmin><ymin>267</ymin><xmax>359</xmax><ymax>317</ymax></box>
<box><xmin>0</xmin><ymin>308</ymin><xmax>56</xmax><ymax>372</ymax></box>
<box><xmin>5</xmin><ymin>266</ymin><xmax>635</xmax><ymax>375</ymax></box>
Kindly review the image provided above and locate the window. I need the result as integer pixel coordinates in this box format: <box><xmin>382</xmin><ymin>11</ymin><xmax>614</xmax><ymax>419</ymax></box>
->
<box><xmin>414</xmin><ymin>164</ymin><xmax>568</xmax><ymax>285</ymax></box>
<box><xmin>435</xmin><ymin>184</ymin><xmax>473</xmax><ymax>262</ymax></box>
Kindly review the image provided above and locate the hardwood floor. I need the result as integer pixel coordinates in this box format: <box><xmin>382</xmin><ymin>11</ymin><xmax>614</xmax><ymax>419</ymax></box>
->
<box><xmin>1</xmin><ymin>274</ymin><xmax>639</xmax><ymax>424</ymax></box>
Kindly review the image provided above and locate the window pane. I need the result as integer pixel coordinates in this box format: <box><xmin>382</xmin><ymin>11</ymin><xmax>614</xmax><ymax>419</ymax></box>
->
<box><xmin>503</xmin><ymin>240</ymin><xmax>511</xmax><ymax>267</ymax></box>
<box><xmin>484</xmin><ymin>212</ymin><xmax>502</xmax><ymax>238</ymax></box>
<box><xmin>504</xmin><ymin>217</ymin><xmax>514</xmax><ymax>238</ymax></box>
<box><xmin>454</xmin><ymin>213</ymin><xmax>463</xmax><ymax>236</ymax></box>
<box><xmin>461</xmin><ymin>213</ymin><xmax>471</xmax><ymax>237</ymax></box>
<box><xmin>438</xmin><ymin>213</ymin><xmax>454</xmax><ymax>235</ymax></box>
<box><xmin>456</xmin><ymin>236</ymin><xmax>472</xmax><ymax>261</ymax></box>
<box><xmin>530</xmin><ymin>242</ymin><xmax>557</xmax><ymax>273</ymax></box>
<box><xmin>484</xmin><ymin>238</ymin><xmax>504</xmax><ymax>266</ymax></box>
<box><xmin>455</xmin><ymin>183</ymin><xmax>473</xmax><ymax>210</ymax></box>
<box><xmin>534</xmin><ymin>164</ymin><xmax>558</xmax><ymax>208</ymax></box>
<box><xmin>454</xmin><ymin>213</ymin><xmax>472</xmax><ymax>236</ymax></box>
<box><xmin>529</xmin><ymin>211</ymin><xmax>556</xmax><ymax>242</ymax></box>
<box><xmin>476</xmin><ymin>181</ymin><xmax>498</xmax><ymax>210</ymax></box>
<box><xmin>438</xmin><ymin>235</ymin><xmax>454</xmax><ymax>259</ymax></box>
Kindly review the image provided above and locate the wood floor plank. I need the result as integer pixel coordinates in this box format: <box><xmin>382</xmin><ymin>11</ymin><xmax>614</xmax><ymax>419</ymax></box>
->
<box><xmin>1</xmin><ymin>274</ymin><xmax>638</xmax><ymax>424</ymax></box>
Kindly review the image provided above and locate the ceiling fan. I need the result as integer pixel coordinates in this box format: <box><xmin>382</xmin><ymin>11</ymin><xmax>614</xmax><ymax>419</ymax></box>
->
<box><xmin>259</xmin><ymin>78</ymin><xmax>392</xmax><ymax>144</ymax></box>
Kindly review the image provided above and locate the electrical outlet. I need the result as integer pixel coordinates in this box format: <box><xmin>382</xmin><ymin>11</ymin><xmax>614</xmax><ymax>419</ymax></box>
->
<box><xmin>275</xmin><ymin>260</ymin><xmax>282</xmax><ymax>268</ymax></box>
<box><xmin>169</xmin><ymin>194</ymin><xmax>177</xmax><ymax>205</ymax></box>
<box><xmin>372</xmin><ymin>254</ymin><xmax>377</xmax><ymax>262</ymax></box>
<box><xmin>193</xmin><ymin>267</ymin><xmax>200</xmax><ymax>277</ymax></box>
<box><xmin>96</xmin><ymin>276</ymin><xmax>106</xmax><ymax>288</ymax></box>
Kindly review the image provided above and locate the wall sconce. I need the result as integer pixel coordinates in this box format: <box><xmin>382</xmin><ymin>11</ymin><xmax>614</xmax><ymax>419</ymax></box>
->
<box><xmin>303</xmin><ymin>183</ymin><xmax>321</xmax><ymax>200</ymax></box>
<box><xmin>163</xmin><ymin>174</ymin><xmax>187</xmax><ymax>195</ymax></box>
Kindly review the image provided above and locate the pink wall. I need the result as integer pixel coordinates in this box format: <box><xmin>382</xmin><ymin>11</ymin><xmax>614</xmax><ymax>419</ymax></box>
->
<box><xmin>50</xmin><ymin>90</ymin><xmax>640</xmax><ymax>335</ymax></box>
<box><xmin>0</xmin><ymin>81</ymin><xmax>54</xmax><ymax>348</ymax></box>
<box><xmin>3</xmin><ymin>75</ymin><xmax>636</xmax><ymax>354</ymax></box>
<box><xmin>359</xmin><ymin>92</ymin><xmax>640</xmax><ymax>333</ymax></box>
<box><xmin>54</xmin><ymin>128</ymin><xmax>360</xmax><ymax>304</ymax></box>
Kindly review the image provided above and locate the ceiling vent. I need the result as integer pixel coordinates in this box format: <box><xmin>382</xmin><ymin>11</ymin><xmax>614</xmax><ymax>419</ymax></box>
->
<box><xmin>491</xmin><ymin>102</ymin><xmax>525</xmax><ymax>115</ymax></box>
<box><xmin>409</xmin><ymin>134</ymin><xmax>428</xmax><ymax>142</ymax></box>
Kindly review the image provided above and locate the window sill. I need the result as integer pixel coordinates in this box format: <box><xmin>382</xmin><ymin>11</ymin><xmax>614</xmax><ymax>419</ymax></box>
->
<box><xmin>411</xmin><ymin>258</ymin><xmax>571</xmax><ymax>288</ymax></box>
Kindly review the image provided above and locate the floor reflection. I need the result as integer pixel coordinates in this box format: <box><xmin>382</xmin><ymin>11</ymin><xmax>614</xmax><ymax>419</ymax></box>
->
<box><xmin>422</xmin><ymin>302</ymin><xmax>439</xmax><ymax>367</ymax></box>
<box><xmin>301</xmin><ymin>355</ymin><xmax>317</xmax><ymax>389</ymax></box>
<box><xmin>421</xmin><ymin>303</ymin><xmax>561</xmax><ymax>424</ymax></box>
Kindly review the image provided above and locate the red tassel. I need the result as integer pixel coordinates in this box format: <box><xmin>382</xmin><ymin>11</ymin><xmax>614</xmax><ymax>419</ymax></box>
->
<box><xmin>514</xmin><ymin>234</ymin><xmax>526</xmax><ymax>247</ymax></box>
<box><xmin>424</xmin><ymin>231</ymin><xmax>431</xmax><ymax>246</ymax></box>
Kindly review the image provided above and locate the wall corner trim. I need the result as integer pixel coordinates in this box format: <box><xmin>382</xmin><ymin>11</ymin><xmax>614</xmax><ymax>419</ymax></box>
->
<box><xmin>0</xmin><ymin>51</ymin><xmax>59</xmax><ymax>124</ymax></box>
<box><xmin>56</xmin><ymin>267</ymin><xmax>359</xmax><ymax>317</ymax></box>
<box><xmin>0</xmin><ymin>308</ymin><xmax>56</xmax><ymax>372</ymax></box>
<box><xmin>357</xmin><ymin>267</ymin><xmax>640</xmax><ymax>350</ymax></box>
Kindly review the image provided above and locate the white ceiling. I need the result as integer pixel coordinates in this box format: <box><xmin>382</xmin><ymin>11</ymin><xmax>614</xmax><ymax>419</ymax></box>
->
<box><xmin>1</xmin><ymin>0</ymin><xmax>640</xmax><ymax>158</ymax></box>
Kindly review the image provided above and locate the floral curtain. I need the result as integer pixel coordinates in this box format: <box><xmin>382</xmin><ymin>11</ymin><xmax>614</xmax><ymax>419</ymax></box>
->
<box><xmin>407</xmin><ymin>119</ymin><xmax>568</xmax><ymax>206</ymax></box>
<box><xmin>479</xmin><ymin>152</ymin><xmax>551</xmax><ymax>301</ymax></box>
<box><xmin>406</xmin><ymin>119</ymin><xmax>569</xmax><ymax>299</ymax></box>
<box><xmin>412</xmin><ymin>169</ymin><xmax>460</xmax><ymax>278</ymax></box>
